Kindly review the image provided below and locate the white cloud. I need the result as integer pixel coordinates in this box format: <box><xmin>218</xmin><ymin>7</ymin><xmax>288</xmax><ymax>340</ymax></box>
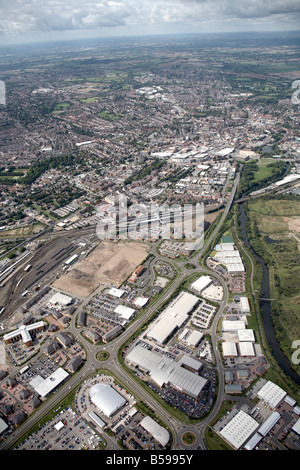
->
<box><xmin>0</xmin><ymin>0</ymin><xmax>299</xmax><ymax>43</ymax></box>
<box><xmin>0</xmin><ymin>0</ymin><xmax>137</xmax><ymax>33</ymax></box>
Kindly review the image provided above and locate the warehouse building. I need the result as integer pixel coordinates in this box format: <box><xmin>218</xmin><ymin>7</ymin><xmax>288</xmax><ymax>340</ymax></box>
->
<box><xmin>220</xmin><ymin>410</ymin><xmax>259</xmax><ymax>450</ymax></box>
<box><xmin>88</xmin><ymin>411</ymin><xmax>106</xmax><ymax>429</ymax></box>
<box><xmin>238</xmin><ymin>329</ymin><xmax>255</xmax><ymax>342</ymax></box>
<box><xmin>239</xmin><ymin>342</ymin><xmax>255</xmax><ymax>357</ymax></box>
<box><xmin>0</xmin><ymin>417</ymin><xmax>8</xmax><ymax>435</ymax></box>
<box><xmin>178</xmin><ymin>328</ymin><xmax>203</xmax><ymax>347</ymax></box>
<box><xmin>133</xmin><ymin>296</ymin><xmax>149</xmax><ymax>308</ymax></box>
<box><xmin>244</xmin><ymin>432</ymin><xmax>262</xmax><ymax>450</ymax></box>
<box><xmin>147</xmin><ymin>291</ymin><xmax>199</xmax><ymax>345</ymax></box>
<box><xmin>222</xmin><ymin>320</ymin><xmax>246</xmax><ymax>332</ymax></box>
<box><xmin>178</xmin><ymin>354</ymin><xmax>203</xmax><ymax>373</ymax></box>
<box><xmin>126</xmin><ymin>344</ymin><xmax>207</xmax><ymax>398</ymax></box>
<box><xmin>48</xmin><ymin>292</ymin><xmax>72</xmax><ymax>307</ymax></box>
<box><xmin>89</xmin><ymin>383</ymin><xmax>126</xmax><ymax>418</ymax></box>
<box><xmin>191</xmin><ymin>276</ymin><xmax>212</xmax><ymax>293</ymax></box>
<box><xmin>238</xmin><ymin>296</ymin><xmax>250</xmax><ymax>313</ymax></box>
<box><xmin>213</xmin><ymin>242</ymin><xmax>245</xmax><ymax>273</ymax></box>
<box><xmin>292</xmin><ymin>418</ymin><xmax>300</xmax><ymax>436</ymax></box>
<box><xmin>222</xmin><ymin>342</ymin><xmax>238</xmax><ymax>358</ymax></box>
<box><xmin>139</xmin><ymin>416</ymin><xmax>169</xmax><ymax>447</ymax></box>
<box><xmin>257</xmin><ymin>411</ymin><xmax>281</xmax><ymax>437</ymax></box>
<box><xmin>257</xmin><ymin>380</ymin><xmax>287</xmax><ymax>409</ymax></box>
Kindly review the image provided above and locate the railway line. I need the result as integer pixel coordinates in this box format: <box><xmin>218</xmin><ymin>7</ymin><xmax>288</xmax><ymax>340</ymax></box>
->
<box><xmin>0</xmin><ymin>226</ymin><xmax>96</xmax><ymax>320</ymax></box>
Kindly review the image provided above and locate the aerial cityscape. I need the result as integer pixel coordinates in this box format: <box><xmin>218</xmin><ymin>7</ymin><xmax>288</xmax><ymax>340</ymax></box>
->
<box><xmin>0</xmin><ymin>0</ymin><xmax>300</xmax><ymax>458</ymax></box>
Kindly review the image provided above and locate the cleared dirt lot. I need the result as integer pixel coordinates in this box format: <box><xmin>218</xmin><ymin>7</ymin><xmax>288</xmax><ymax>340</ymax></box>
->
<box><xmin>52</xmin><ymin>240</ymin><xmax>149</xmax><ymax>297</ymax></box>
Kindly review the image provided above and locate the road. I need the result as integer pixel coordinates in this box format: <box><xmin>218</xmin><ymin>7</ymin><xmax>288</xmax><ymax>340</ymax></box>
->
<box><xmin>1</xmin><ymin>173</ymin><xmax>242</xmax><ymax>451</ymax></box>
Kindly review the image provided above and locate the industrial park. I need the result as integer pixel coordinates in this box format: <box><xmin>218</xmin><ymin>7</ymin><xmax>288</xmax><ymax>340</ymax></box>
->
<box><xmin>0</xmin><ymin>26</ymin><xmax>300</xmax><ymax>456</ymax></box>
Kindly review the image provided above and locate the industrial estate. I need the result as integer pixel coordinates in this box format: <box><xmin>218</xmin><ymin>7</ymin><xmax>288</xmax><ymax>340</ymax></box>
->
<box><xmin>0</xmin><ymin>30</ymin><xmax>300</xmax><ymax>454</ymax></box>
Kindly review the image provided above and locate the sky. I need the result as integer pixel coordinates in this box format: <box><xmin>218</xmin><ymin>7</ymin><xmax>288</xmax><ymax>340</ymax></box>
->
<box><xmin>0</xmin><ymin>0</ymin><xmax>300</xmax><ymax>45</ymax></box>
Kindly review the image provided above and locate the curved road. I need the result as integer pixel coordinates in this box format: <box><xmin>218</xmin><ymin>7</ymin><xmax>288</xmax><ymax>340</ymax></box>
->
<box><xmin>2</xmin><ymin>173</ymin><xmax>242</xmax><ymax>451</ymax></box>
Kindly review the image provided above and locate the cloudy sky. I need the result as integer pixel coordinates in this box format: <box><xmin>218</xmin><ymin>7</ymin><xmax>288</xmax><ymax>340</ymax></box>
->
<box><xmin>0</xmin><ymin>0</ymin><xmax>300</xmax><ymax>44</ymax></box>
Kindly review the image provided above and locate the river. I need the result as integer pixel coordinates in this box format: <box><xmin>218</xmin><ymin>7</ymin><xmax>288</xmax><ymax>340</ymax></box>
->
<box><xmin>238</xmin><ymin>202</ymin><xmax>300</xmax><ymax>386</ymax></box>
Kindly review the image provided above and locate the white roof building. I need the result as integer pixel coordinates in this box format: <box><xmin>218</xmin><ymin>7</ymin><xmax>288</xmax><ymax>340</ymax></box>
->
<box><xmin>140</xmin><ymin>416</ymin><xmax>169</xmax><ymax>447</ymax></box>
<box><xmin>292</xmin><ymin>417</ymin><xmax>300</xmax><ymax>436</ymax></box>
<box><xmin>191</xmin><ymin>276</ymin><xmax>212</xmax><ymax>293</ymax></box>
<box><xmin>133</xmin><ymin>297</ymin><xmax>149</xmax><ymax>308</ymax></box>
<box><xmin>54</xmin><ymin>421</ymin><xmax>64</xmax><ymax>432</ymax></box>
<box><xmin>30</xmin><ymin>368</ymin><xmax>69</xmax><ymax>397</ymax></box>
<box><xmin>213</xmin><ymin>245</ymin><xmax>244</xmax><ymax>273</ymax></box>
<box><xmin>89</xmin><ymin>383</ymin><xmax>126</xmax><ymax>418</ymax></box>
<box><xmin>217</xmin><ymin>148</ymin><xmax>235</xmax><ymax>157</ymax></box>
<box><xmin>114</xmin><ymin>305</ymin><xmax>136</xmax><ymax>321</ymax></box>
<box><xmin>239</xmin><ymin>296</ymin><xmax>250</xmax><ymax>313</ymax></box>
<box><xmin>294</xmin><ymin>406</ymin><xmax>300</xmax><ymax>415</ymax></box>
<box><xmin>222</xmin><ymin>320</ymin><xmax>246</xmax><ymax>332</ymax></box>
<box><xmin>147</xmin><ymin>291</ymin><xmax>199</xmax><ymax>344</ymax></box>
<box><xmin>0</xmin><ymin>417</ymin><xmax>8</xmax><ymax>435</ymax></box>
<box><xmin>238</xmin><ymin>329</ymin><xmax>255</xmax><ymax>342</ymax></box>
<box><xmin>222</xmin><ymin>342</ymin><xmax>238</xmax><ymax>357</ymax></box>
<box><xmin>284</xmin><ymin>395</ymin><xmax>296</xmax><ymax>407</ymax></box>
<box><xmin>179</xmin><ymin>328</ymin><xmax>203</xmax><ymax>347</ymax></box>
<box><xmin>258</xmin><ymin>411</ymin><xmax>281</xmax><ymax>437</ymax></box>
<box><xmin>88</xmin><ymin>411</ymin><xmax>106</xmax><ymax>428</ymax></box>
<box><xmin>108</xmin><ymin>287</ymin><xmax>125</xmax><ymax>298</ymax></box>
<box><xmin>3</xmin><ymin>321</ymin><xmax>45</xmax><ymax>345</ymax></box>
<box><xmin>244</xmin><ymin>432</ymin><xmax>262</xmax><ymax>450</ymax></box>
<box><xmin>220</xmin><ymin>410</ymin><xmax>259</xmax><ymax>450</ymax></box>
<box><xmin>257</xmin><ymin>381</ymin><xmax>287</xmax><ymax>409</ymax></box>
<box><xmin>48</xmin><ymin>292</ymin><xmax>72</xmax><ymax>306</ymax></box>
<box><xmin>239</xmin><ymin>342</ymin><xmax>255</xmax><ymax>357</ymax></box>
<box><xmin>126</xmin><ymin>345</ymin><xmax>207</xmax><ymax>398</ymax></box>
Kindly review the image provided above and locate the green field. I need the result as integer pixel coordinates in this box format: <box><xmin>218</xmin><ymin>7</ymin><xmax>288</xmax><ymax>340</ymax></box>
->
<box><xmin>53</xmin><ymin>102</ymin><xmax>71</xmax><ymax>114</ymax></box>
<box><xmin>98</xmin><ymin>111</ymin><xmax>120</xmax><ymax>121</ymax></box>
<box><xmin>80</xmin><ymin>97</ymin><xmax>101</xmax><ymax>103</ymax></box>
<box><xmin>247</xmin><ymin>197</ymin><xmax>300</xmax><ymax>374</ymax></box>
<box><xmin>253</xmin><ymin>159</ymin><xmax>278</xmax><ymax>183</ymax></box>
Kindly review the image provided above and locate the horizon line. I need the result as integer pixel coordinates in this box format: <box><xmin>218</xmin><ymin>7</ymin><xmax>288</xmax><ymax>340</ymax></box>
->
<box><xmin>1</xmin><ymin>28</ymin><xmax>300</xmax><ymax>49</ymax></box>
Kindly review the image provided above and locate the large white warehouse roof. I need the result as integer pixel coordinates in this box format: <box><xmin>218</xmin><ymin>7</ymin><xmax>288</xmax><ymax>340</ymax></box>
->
<box><xmin>238</xmin><ymin>329</ymin><xmax>255</xmax><ymax>342</ymax></box>
<box><xmin>257</xmin><ymin>381</ymin><xmax>286</xmax><ymax>409</ymax></box>
<box><xmin>114</xmin><ymin>305</ymin><xmax>136</xmax><ymax>321</ymax></box>
<box><xmin>239</xmin><ymin>342</ymin><xmax>255</xmax><ymax>357</ymax></box>
<box><xmin>108</xmin><ymin>287</ymin><xmax>125</xmax><ymax>298</ymax></box>
<box><xmin>222</xmin><ymin>320</ymin><xmax>246</xmax><ymax>332</ymax></box>
<box><xmin>213</xmin><ymin>248</ymin><xmax>244</xmax><ymax>273</ymax></box>
<box><xmin>220</xmin><ymin>410</ymin><xmax>259</xmax><ymax>450</ymax></box>
<box><xmin>147</xmin><ymin>291</ymin><xmax>199</xmax><ymax>344</ymax></box>
<box><xmin>222</xmin><ymin>342</ymin><xmax>238</xmax><ymax>357</ymax></box>
<box><xmin>90</xmin><ymin>383</ymin><xmax>126</xmax><ymax>418</ymax></box>
<box><xmin>191</xmin><ymin>276</ymin><xmax>212</xmax><ymax>293</ymax></box>
<box><xmin>49</xmin><ymin>292</ymin><xmax>72</xmax><ymax>306</ymax></box>
<box><xmin>140</xmin><ymin>416</ymin><xmax>169</xmax><ymax>447</ymax></box>
<box><xmin>258</xmin><ymin>411</ymin><xmax>281</xmax><ymax>437</ymax></box>
<box><xmin>126</xmin><ymin>344</ymin><xmax>207</xmax><ymax>398</ymax></box>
